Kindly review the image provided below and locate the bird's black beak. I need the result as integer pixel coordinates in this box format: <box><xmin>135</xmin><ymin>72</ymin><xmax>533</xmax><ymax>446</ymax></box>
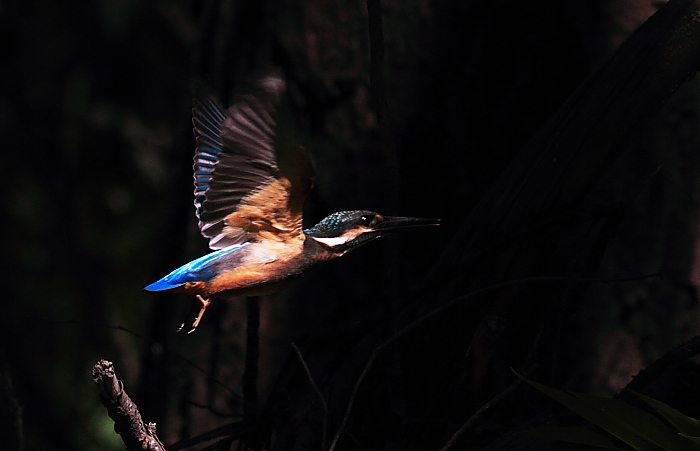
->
<box><xmin>372</xmin><ymin>215</ymin><xmax>440</xmax><ymax>232</ymax></box>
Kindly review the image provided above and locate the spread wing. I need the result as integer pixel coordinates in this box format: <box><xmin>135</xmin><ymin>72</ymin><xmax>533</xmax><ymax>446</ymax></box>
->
<box><xmin>193</xmin><ymin>74</ymin><xmax>314</xmax><ymax>249</ymax></box>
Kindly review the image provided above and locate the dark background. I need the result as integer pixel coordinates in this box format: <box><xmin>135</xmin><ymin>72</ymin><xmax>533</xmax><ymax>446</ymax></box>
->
<box><xmin>3</xmin><ymin>0</ymin><xmax>700</xmax><ymax>449</ymax></box>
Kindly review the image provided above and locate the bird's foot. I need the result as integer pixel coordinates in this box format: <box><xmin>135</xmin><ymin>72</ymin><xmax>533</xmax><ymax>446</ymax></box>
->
<box><xmin>188</xmin><ymin>295</ymin><xmax>211</xmax><ymax>334</ymax></box>
<box><xmin>176</xmin><ymin>295</ymin><xmax>211</xmax><ymax>333</ymax></box>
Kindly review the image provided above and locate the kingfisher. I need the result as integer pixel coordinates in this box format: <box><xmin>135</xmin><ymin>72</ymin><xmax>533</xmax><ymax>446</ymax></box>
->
<box><xmin>144</xmin><ymin>74</ymin><xmax>439</xmax><ymax>332</ymax></box>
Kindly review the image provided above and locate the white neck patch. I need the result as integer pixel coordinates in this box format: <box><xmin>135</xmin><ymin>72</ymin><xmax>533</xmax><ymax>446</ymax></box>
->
<box><xmin>310</xmin><ymin>226</ymin><xmax>371</xmax><ymax>248</ymax></box>
<box><xmin>311</xmin><ymin>235</ymin><xmax>353</xmax><ymax>247</ymax></box>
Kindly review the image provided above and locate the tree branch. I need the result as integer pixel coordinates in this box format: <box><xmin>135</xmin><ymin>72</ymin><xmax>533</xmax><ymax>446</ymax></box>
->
<box><xmin>92</xmin><ymin>360</ymin><xmax>166</xmax><ymax>451</ymax></box>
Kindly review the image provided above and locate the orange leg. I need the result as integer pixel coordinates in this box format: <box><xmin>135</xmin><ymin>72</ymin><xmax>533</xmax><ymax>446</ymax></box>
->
<box><xmin>177</xmin><ymin>295</ymin><xmax>211</xmax><ymax>334</ymax></box>
<box><xmin>190</xmin><ymin>295</ymin><xmax>211</xmax><ymax>333</ymax></box>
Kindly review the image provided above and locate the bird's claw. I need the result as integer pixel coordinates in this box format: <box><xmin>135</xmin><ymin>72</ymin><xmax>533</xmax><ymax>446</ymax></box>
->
<box><xmin>187</xmin><ymin>295</ymin><xmax>211</xmax><ymax>334</ymax></box>
<box><xmin>175</xmin><ymin>295</ymin><xmax>211</xmax><ymax>333</ymax></box>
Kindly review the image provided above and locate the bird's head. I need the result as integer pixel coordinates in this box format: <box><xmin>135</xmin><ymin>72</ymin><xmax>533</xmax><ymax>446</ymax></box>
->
<box><xmin>304</xmin><ymin>210</ymin><xmax>440</xmax><ymax>254</ymax></box>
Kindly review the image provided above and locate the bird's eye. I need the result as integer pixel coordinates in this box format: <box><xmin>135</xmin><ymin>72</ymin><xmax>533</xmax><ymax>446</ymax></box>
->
<box><xmin>360</xmin><ymin>215</ymin><xmax>375</xmax><ymax>227</ymax></box>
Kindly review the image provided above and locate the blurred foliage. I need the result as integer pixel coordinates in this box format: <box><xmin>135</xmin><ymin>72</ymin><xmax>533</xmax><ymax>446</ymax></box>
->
<box><xmin>520</xmin><ymin>373</ymin><xmax>697</xmax><ymax>450</ymax></box>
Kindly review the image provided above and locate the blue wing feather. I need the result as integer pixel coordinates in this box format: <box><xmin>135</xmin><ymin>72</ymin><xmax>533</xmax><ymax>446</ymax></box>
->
<box><xmin>144</xmin><ymin>243</ymin><xmax>250</xmax><ymax>291</ymax></box>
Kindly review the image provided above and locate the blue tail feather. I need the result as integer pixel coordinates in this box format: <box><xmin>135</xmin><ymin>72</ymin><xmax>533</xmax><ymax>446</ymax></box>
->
<box><xmin>144</xmin><ymin>244</ymin><xmax>248</xmax><ymax>292</ymax></box>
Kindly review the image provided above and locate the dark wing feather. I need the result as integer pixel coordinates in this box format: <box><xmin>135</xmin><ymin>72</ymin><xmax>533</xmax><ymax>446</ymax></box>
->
<box><xmin>193</xmin><ymin>75</ymin><xmax>312</xmax><ymax>249</ymax></box>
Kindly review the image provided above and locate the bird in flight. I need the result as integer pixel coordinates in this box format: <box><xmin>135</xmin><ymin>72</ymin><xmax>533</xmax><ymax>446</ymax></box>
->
<box><xmin>145</xmin><ymin>74</ymin><xmax>439</xmax><ymax>332</ymax></box>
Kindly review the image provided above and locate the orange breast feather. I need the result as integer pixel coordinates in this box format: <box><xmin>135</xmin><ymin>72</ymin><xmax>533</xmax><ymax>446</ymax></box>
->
<box><xmin>205</xmin><ymin>237</ymin><xmax>306</xmax><ymax>298</ymax></box>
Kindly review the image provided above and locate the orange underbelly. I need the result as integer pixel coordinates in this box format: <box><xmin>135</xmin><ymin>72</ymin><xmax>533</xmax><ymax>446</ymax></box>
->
<box><xmin>187</xmin><ymin>259</ymin><xmax>309</xmax><ymax>299</ymax></box>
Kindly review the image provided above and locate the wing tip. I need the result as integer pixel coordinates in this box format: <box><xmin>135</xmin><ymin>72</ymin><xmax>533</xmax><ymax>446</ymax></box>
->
<box><xmin>143</xmin><ymin>279</ymin><xmax>185</xmax><ymax>292</ymax></box>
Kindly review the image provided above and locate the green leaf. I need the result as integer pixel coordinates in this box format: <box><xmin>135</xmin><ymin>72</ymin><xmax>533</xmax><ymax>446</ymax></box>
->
<box><xmin>514</xmin><ymin>371</ymin><xmax>694</xmax><ymax>451</ymax></box>
<box><xmin>526</xmin><ymin>426</ymin><xmax>630</xmax><ymax>450</ymax></box>
<box><xmin>632</xmin><ymin>391</ymin><xmax>700</xmax><ymax>437</ymax></box>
